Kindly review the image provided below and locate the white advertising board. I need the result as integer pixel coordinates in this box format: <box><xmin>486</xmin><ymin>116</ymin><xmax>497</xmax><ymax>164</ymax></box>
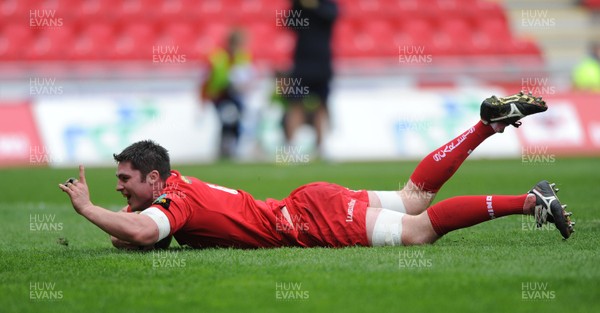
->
<box><xmin>324</xmin><ymin>87</ymin><xmax>522</xmax><ymax>161</ymax></box>
<box><xmin>32</xmin><ymin>93</ymin><xmax>220</xmax><ymax>167</ymax></box>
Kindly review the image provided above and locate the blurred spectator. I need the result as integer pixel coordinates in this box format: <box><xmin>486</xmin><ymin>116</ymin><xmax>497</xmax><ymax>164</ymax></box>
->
<box><xmin>285</xmin><ymin>0</ymin><xmax>338</xmax><ymax>152</ymax></box>
<box><xmin>200</xmin><ymin>29</ymin><xmax>254</xmax><ymax>158</ymax></box>
<box><xmin>572</xmin><ymin>42</ymin><xmax>600</xmax><ymax>92</ymax></box>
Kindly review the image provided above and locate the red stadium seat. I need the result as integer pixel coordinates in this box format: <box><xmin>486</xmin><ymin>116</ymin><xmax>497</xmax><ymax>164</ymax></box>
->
<box><xmin>247</xmin><ymin>22</ymin><xmax>294</xmax><ymax>66</ymax></box>
<box><xmin>116</xmin><ymin>0</ymin><xmax>156</xmax><ymax>21</ymax></box>
<box><xmin>508</xmin><ymin>38</ymin><xmax>543</xmax><ymax>57</ymax></box>
<box><xmin>189</xmin><ymin>23</ymin><xmax>230</xmax><ymax>61</ymax></box>
<box><xmin>156</xmin><ymin>21</ymin><xmax>196</xmax><ymax>50</ymax></box>
<box><xmin>399</xmin><ymin>17</ymin><xmax>433</xmax><ymax>47</ymax></box>
<box><xmin>433</xmin><ymin>17</ymin><xmax>473</xmax><ymax>56</ymax></box>
<box><xmin>333</xmin><ymin>19</ymin><xmax>355</xmax><ymax>58</ymax></box>
<box><xmin>76</xmin><ymin>0</ymin><xmax>121</xmax><ymax>21</ymax></box>
<box><xmin>240</xmin><ymin>0</ymin><xmax>265</xmax><ymax>14</ymax></box>
<box><xmin>391</xmin><ymin>0</ymin><xmax>423</xmax><ymax>13</ymax></box>
<box><xmin>264</xmin><ymin>0</ymin><xmax>290</xmax><ymax>11</ymax></box>
<box><xmin>155</xmin><ymin>0</ymin><xmax>196</xmax><ymax>21</ymax></box>
<box><xmin>0</xmin><ymin>23</ymin><xmax>34</xmax><ymax>60</ymax></box>
<box><xmin>28</xmin><ymin>25</ymin><xmax>77</xmax><ymax>60</ymax></box>
<box><xmin>47</xmin><ymin>0</ymin><xmax>82</xmax><ymax>16</ymax></box>
<box><xmin>247</xmin><ymin>23</ymin><xmax>275</xmax><ymax>60</ymax></box>
<box><xmin>477</xmin><ymin>17</ymin><xmax>512</xmax><ymax>44</ymax></box>
<box><xmin>343</xmin><ymin>21</ymin><xmax>378</xmax><ymax>58</ymax></box>
<box><xmin>364</xmin><ymin>20</ymin><xmax>395</xmax><ymax>57</ymax></box>
<box><xmin>197</xmin><ymin>0</ymin><xmax>225</xmax><ymax>15</ymax></box>
<box><xmin>0</xmin><ymin>0</ymin><xmax>35</xmax><ymax>23</ymax></box>
<box><xmin>341</xmin><ymin>0</ymin><xmax>385</xmax><ymax>18</ymax></box>
<box><xmin>70</xmin><ymin>22</ymin><xmax>115</xmax><ymax>60</ymax></box>
<box><xmin>0</xmin><ymin>0</ymin><xmax>542</xmax><ymax>66</ymax></box>
<box><xmin>270</xmin><ymin>30</ymin><xmax>294</xmax><ymax>67</ymax></box>
<box><xmin>113</xmin><ymin>22</ymin><xmax>156</xmax><ymax>60</ymax></box>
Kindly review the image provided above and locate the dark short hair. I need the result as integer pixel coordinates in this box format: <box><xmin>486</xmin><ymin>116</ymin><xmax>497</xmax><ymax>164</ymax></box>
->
<box><xmin>113</xmin><ymin>140</ymin><xmax>171</xmax><ymax>181</ymax></box>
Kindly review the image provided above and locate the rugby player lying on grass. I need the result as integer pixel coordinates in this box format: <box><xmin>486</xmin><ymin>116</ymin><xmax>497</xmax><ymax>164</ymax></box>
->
<box><xmin>59</xmin><ymin>92</ymin><xmax>574</xmax><ymax>250</ymax></box>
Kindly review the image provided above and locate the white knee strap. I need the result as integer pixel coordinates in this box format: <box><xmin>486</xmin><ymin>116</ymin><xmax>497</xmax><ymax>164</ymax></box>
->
<box><xmin>374</xmin><ymin>191</ymin><xmax>407</xmax><ymax>213</ymax></box>
<box><xmin>371</xmin><ymin>209</ymin><xmax>405</xmax><ymax>247</ymax></box>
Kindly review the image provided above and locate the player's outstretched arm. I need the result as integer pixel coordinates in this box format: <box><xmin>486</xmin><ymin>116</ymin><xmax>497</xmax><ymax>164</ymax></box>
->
<box><xmin>108</xmin><ymin>206</ymin><xmax>172</xmax><ymax>250</ymax></box>
<box><xmin>58</xmin><ymin>165</ymin><xmax>159</xmax><ymax>246</ymax></box>
<box><xmin>109</xmin><ymin>206</ymin><xmax>143</xmax><ymax>249</ymax></box>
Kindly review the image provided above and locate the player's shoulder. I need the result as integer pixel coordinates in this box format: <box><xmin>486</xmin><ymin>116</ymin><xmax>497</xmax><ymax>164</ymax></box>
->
<box><xmin>165</xmin><ymin>169</ymin><xmax>244</xmax><ymax>197</ymax></box>
<box><xmin>153</xmin><ymin>170</ymin><xmax>199</xmax><ymax>206</ymax></box>
<box><xmin>166</xmin><ymin>170</ymin><xmax>199</xmax><ymax>187</ymax></box>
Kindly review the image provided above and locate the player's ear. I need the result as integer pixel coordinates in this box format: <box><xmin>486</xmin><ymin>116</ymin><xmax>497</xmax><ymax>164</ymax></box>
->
<box><xmin>147</xmin><ymin>170</ymin><xmax>161</xmax><ymax>185</ymax></box>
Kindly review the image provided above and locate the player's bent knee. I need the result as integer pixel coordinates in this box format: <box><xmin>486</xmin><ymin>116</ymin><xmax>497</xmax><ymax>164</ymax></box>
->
<box><xmin>400</xmin><ymin>214</ymin><xmax>439</xmax><ymax>246</ymax></box>
<box><xmin>369</xmin><ymin>182</ymin><xmax>436</xmax><ymax>215</ymax></box>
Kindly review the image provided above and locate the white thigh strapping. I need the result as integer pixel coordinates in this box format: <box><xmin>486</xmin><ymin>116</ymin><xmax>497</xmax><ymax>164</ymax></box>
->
<box><xmin>371</xmin><ymin>209</ymin><xmax>405</xmax><ymax>247</ymax></box>
<box><xmin>373</xmin><ymin>191</ymin><xmax>407</xmax><ymax>213</ymax></box>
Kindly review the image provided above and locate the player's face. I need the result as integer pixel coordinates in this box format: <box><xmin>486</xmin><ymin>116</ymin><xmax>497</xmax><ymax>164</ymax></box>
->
<box><xmin>115</xmin><ymin>161</ymin><xmax>157</xmax><ymax>211</ymax></box>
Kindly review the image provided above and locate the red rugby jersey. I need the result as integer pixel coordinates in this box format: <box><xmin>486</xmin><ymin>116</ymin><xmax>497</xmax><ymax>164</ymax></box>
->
<box><xmin>148</xmin><ymin>170</ymin><xmax>292</xmax><ymax>248</ymax></box>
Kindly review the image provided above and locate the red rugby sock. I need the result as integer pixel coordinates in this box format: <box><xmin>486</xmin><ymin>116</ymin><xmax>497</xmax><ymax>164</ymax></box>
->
<box><xmin>409</xmin><ymin>121</ymin><xmax>496</xmax><ymax>193</ymax></box>
<box><xmin>427</xmin><ymin>195</ymin><xmax>527</xmax><ymax>236</ymax></box>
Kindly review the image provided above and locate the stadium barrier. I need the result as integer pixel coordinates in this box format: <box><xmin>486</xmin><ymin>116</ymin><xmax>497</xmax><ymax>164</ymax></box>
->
<box><xmin>1</xmin><ymin>91</ymin><xmax>598</xmax><ymax>167</ymax></box>
<box><xmin>325</xmin><ymin>89</ymin><xmax>600</xmax><ymax>161</ymax></box>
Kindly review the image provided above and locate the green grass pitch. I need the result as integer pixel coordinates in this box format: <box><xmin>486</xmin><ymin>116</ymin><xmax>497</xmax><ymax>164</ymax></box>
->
<box><xmin>1</xmin><ymin>157</ymin><xmax>599</xmax><ymax>313</ymax></box>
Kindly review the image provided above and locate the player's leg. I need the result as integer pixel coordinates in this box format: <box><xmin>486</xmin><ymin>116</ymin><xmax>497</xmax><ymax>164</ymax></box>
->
<box><xmin>312</xmin><ymin>78</ymin><xmax>331</xmax><ymax>149</ymax></box>
<box><xmin>367</xmin><ymin>194</ymin><xmax>531</xmax><ymax>246</ymax></box>
<box><xmin>368</xmin><ymin>92</ymin><xmax>548</xmax><ymax>215</ymax></box>
<box><xmin>366</xmin><ymin>206</ymin><xmax>439</xmax><ymax>246</ymax></box>
<box><xmin>314</xmin><ymin>105</ymin><xmax>328</xmax><ymax>148</ymax></box>
<box><xmin>284</xmin><ymin>102</ymin><xmax>306</xmax><ymax>143</ymax></box>
<box><xmin>366</xmin><ymin>180</ymin><xmax>574</xmax><ymax>246</ymax></box>
<box><xmin>367</xmin><ymin>120</ymin><xmax>501</xmax><ymax>215</ymax></box>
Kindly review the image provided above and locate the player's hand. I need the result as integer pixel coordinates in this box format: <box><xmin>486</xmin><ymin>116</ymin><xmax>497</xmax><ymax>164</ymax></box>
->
<box><xmin>58</xmin><ymin>165</ymin><xmax>93</xmax><ymax>215</ymax></box>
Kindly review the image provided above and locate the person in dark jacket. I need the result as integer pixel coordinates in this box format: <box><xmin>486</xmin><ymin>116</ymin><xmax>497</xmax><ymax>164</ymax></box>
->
<box><xmin>284</xmin><ymin>0</ymin><xmax>338</xmax><ymax>153</ymax></box>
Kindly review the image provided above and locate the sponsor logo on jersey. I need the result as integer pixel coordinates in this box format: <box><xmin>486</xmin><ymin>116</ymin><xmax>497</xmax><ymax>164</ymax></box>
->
<box><xmin>152</xmin><ymin>193</ymin><xmax>172</xmax><ymax>210</ymax></box>
<box><xmin>346</xmin><ymin>199</ymin><xmax>356</xmax><ymax>223</ymax></box>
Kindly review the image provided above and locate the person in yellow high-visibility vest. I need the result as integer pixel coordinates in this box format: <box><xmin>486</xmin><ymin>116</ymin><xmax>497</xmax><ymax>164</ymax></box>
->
<box><xmin>201</xmin><ymin>29</ymin><xmax>253</xmax><ymax>158</ymax></box>
<box><xmin>572</xmin><ymin>42</ymin><xmax>600</xmax><ymax>92</ymax></box>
